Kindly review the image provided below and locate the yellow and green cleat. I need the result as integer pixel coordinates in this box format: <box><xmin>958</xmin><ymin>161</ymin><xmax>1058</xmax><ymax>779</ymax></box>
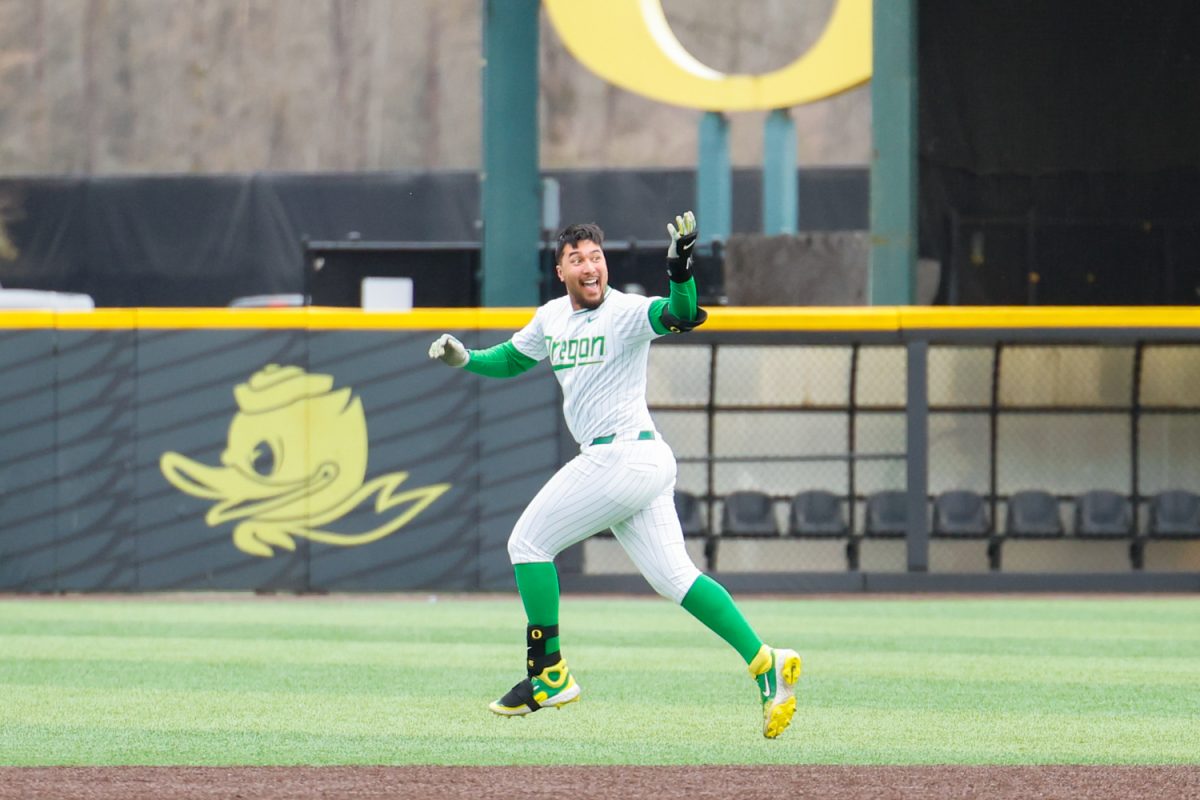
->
<box><xmin>488</xmin><ymin>657</ymin><xmax>581</xmax><ymax>716</ymax></box>
<box><xmin>749</xmin><ymin>644</ymin><xmax>802</xmax><ymax>739</ymax></box>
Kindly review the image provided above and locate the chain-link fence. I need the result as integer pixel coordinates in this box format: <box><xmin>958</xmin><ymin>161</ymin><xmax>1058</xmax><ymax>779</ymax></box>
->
<box><xmin>580</xmin><ymin>335</ymin><xmax>1200</xmax><ymax>580</ymax></box>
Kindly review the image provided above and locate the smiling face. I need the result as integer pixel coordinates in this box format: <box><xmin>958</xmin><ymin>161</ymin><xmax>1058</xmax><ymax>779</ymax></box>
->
<box><xmin>557</xmin><ymin>239</ymin><xmax>608</xmax><ymax>310</ymax></box>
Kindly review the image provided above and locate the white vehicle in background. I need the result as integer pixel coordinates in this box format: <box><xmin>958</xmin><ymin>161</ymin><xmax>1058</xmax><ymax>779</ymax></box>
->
<box><xmin>227</xmin><ymin>293</ymin><xmax>308</xmax><ymax>308</ymax></box>
<box><xmin>0</xmin><ymin>284</ymin><xmax>95</xmax><ymax>309</ymax></box>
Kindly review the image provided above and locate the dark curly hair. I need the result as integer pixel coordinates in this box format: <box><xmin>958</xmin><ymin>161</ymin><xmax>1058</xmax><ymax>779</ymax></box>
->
<box><xmin>555</xmin><ymin>222</ymin><xmax>605</xmax><ymax>263</ymax></box>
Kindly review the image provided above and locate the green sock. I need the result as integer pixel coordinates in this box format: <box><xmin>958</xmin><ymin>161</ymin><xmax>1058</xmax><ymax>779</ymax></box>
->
<box><xmin>681</xmin><ymin>574</ymin><xmax>764</xmax><ymax>664</ymax></box>
<box><xmin>514</xmin><ymin>561</ymin><xmax>561</xmax><ymax>656</ymax></box>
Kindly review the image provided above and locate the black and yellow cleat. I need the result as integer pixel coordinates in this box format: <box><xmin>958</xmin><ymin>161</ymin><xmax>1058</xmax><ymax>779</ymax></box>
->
<box><xmin>749</xmin><ymin>644</ymin><xmax>803</xmax><ymax>739</ymax></box>
<box><xmin>488</xmin><ymin>657</ymin><xmax>580</xmax><ymax>716</ymax></box>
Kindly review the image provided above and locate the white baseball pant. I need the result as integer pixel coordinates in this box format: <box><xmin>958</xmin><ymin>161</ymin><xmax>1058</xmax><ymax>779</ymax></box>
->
<box><xmin>507</xmin><ymin>435</ymin><xmax>702</xmax><ymax>603</ymax></box>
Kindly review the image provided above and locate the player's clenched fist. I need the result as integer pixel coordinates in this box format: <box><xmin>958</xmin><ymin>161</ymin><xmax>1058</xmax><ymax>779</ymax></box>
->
<box><xmin>428</xmin><ymin>333</ymin><xmax>469</xmax><ymax>367</ymax></box>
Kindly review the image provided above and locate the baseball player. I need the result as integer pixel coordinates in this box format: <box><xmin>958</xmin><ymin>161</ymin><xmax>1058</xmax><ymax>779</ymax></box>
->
<box><xmin>428</xmin><ymin>211</ymin><xmax>801</xmax><ymax>738</ymax></box>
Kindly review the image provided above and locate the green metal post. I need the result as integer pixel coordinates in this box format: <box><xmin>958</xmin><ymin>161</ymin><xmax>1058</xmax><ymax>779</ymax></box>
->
<box><xmin>869</xmin><ymin>0</ymin><xmax>918</xmax><ymax>305</ymax></box>
<box><xmin>481</xmin><ymin>0</ymin><xmax>540</xmax><ymax>306</ymax></box>
<box><xmin>697</xmin><ymin>111</ymin><xmax>731</xmax><ymax>243</ymax></box>
<box><xmin>763</xmin><ymin>108</ymin><xmax>797</xmax><ymax>235</ymax></box>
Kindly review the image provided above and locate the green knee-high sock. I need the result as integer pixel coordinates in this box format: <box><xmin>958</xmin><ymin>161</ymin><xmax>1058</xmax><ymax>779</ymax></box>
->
<box><xmin>681</xmin><ymin>574</ymin><xmax>764</xmax><ymax>664</ymax></box>
<box><xmin>513</xmin><ymin>561</ymin><xmax>561</xmax><ymax>657</ymax></box>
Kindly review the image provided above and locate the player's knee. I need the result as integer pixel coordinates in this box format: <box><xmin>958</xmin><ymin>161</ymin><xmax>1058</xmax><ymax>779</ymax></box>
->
<box><xmin>646</xmin><ymin>577</ymin><xmax>683</xmax><ymax>603</ymax></box>
<box><xmin>646</xmin><ymin>565</ymin><xmax>701</xmax><ymax>604</ymax></box>
<box><xmin>507</xmin><ymin>532</ymin><xmax>549</xmax><ymax>564</ymax></box>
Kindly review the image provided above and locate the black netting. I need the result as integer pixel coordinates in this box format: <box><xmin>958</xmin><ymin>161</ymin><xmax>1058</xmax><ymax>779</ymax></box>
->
<box><xmin>919</xmin><ymin>0</ymin><xmax>1200</xmax><ymax>305</ymax></box>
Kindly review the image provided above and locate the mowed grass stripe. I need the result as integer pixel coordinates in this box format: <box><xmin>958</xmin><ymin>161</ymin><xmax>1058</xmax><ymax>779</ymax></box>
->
<box><xmin>1</xmin><ymin>595</ymin><xmax>1198</xmax><ymax>766</ymax></box>
<box><xmin>1</xmin><ymin>723</ymin><xmax>816</xmax><ymax>767</ymax></box>
<box><xmin>5</xmin><ymin>650</ymin><xmax>1198</xmax><ymax>696</ymax></box>
<box><xmin>3</xmin><ymin>625</ymin><xmax>1197</xmax><ymax>661</ymax></box>
<box><xmin>3</xmin><ymin>683</ymin><xmax>1197</xmax><ymax>766</ymax></box>
<box><xmin>7</xmin><ymin>595</ymin><xmax>1196</xmax><ymax>625</ymax></box>
<box><xmin>796</xmin><ymin>707</ymin><xmax>1200</xmax><ymax>765</ymax></box>
<box><xmin>0</xmin><ymin>597</ymin><xmax>517</xmax><ymax>625</ymax></box>
<box><xmin>3</xmin><ymin>597</ymin><xmax>1197</xmax><ymax>647</ymax></box>
<box><xmin>4</xmin><ymin>656</ymin><xmax>1197</xmax><ymax>719</ymax></box>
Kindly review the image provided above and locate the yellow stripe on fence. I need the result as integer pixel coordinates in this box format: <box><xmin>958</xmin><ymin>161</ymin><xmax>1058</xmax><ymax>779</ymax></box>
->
<box><xmin>2</xmin><ymin>306</ymin><xmax>1200</xmax><ymax>331</ymax></box>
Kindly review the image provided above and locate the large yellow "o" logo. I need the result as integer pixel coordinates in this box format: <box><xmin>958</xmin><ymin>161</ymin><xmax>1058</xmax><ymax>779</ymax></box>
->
<box><xmin>543</xmin><ymin>0</ymin><xmax>872</xmax><ymax>112</ymax></box>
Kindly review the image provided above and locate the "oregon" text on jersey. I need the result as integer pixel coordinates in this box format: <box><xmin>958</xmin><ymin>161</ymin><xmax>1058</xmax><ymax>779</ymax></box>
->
<box><xmin>546</xmin><ymin>335</ymin><xmax>606</xmax><ymax>371</ymax></box>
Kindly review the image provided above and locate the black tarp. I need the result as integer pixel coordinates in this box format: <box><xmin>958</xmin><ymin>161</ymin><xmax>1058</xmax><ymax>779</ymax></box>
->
<box><xmin>0</xmin><ymin>169</ymin><xmax>867</xmax><ymax>307</ymax></box>
<box><xmin>919</xmin><ymin>0</ymin><xmax>1200</xmax><ymax>304</ymax></box>
<box><xmin>0</xmin><ymin>173</ymin><xmax>482</xmax><ymax>306</ymax></box>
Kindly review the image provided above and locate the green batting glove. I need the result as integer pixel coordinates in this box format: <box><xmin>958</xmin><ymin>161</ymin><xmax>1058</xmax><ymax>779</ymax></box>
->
<box><xmin>666</xmin><ymin>210</ymin><xmax>698</xmax><ymax>282</ymax></box>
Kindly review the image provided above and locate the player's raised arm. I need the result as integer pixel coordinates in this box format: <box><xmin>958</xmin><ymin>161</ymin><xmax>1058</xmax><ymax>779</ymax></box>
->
<box><xmin>666</xmin><ymin>210</ymin><xmax>698</xmax><ymax>286</ymax></box>
<box><xmin>651</xmin><ymin>210</ymin><xmax>708</xmax><ymax>335</ymax></box>
<box><xmin>428</xmin><ymin>333</ymin><xmax>538</xmax><ymax>378</ymax></box>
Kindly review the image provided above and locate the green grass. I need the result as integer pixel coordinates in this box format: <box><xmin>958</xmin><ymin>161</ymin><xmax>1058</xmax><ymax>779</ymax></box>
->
<box><xmin>1</xmin><ymin>594</ymin><xmax>1198</xmax><ymax>765</ymax></box>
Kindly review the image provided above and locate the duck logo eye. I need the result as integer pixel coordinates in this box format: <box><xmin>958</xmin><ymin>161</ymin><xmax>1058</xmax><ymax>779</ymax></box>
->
<box><xmin>250</xmin><ymin>443</ymin><xmax>276</xmax><ymax>476</ymax></box>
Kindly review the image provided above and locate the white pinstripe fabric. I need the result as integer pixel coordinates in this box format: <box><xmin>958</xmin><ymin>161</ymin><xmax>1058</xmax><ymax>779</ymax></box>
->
<box><xmin>511</xmin><ymin>288</ymin><xmax>660</xmax><ymax>445</ymax></box>
<box><xmin>507</xmin><ymin>438</ymin><xmax>702</xmax><ymax>603</ymax></box>
<box><xmin>503</xmin><ymin>285</ymin><xmax>701</xmax><ymax>602</ymax></box>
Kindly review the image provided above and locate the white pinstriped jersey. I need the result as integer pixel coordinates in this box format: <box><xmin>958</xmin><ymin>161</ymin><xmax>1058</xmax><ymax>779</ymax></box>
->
<box><xmin>510</xmin><ymin>288</ymin><xmax>663</xmax><ymax>445</ymax></box>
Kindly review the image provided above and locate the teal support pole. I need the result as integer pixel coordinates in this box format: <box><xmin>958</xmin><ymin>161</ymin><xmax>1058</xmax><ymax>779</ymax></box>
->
<box><xmin>697</xmin><ymin>112</ymin><xmax>731</xmax><ymax>243</ymax></box>
<box><xmin>869</xmin><ymin>0</ymin><xmax>918</xmax><ymax>305</ymax></box>
<box><xmin>481</xmin><ymin>0</ymin><xmax>540</xmax><ymax>306</ymax></box>
<box><xmin>763</xmin><ymin>108</ymin><xmax>797</xmax><ymax>235</ymax></box>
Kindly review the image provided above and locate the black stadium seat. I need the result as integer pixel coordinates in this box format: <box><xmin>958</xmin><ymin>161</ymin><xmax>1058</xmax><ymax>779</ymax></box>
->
<box><xmin>864</xmin><ymin>490</ymin><xmax>908</xmax><ymax>539</ymax></box>
<box><xmin>1148</xmin><ymin>490</ymin><xmax>1200</xmax><ymax>539</ymax></box>
<box><xmin>787</xmin><ymin>490</ymin><xmax>848</xmax><ymax>538</ymax></box>
<box><xmin>1005</xmin><ymin>490</ymin><xmax>1064</xmax><ymax>539</ymax></box>
<box><xmin>674</xmin><ymin>490</ymin><xmax>706</xmax><ymax>539</ymax></box>
<box><xmin>1132</xmin><ymin>488</ymin><xmax>1200</xmax><ymax>571</ymax></box>
<box><xmin>789</xmin><ymin>489</ymin><xmax>858</xmax><ymax>570</ymax></box>
<box><xmin>720</xmin><ymin>490</ymin><xmax>779</xmax><ymax>537</ymax></box>
<box><xmin>1074</xmin><ymin>490</ymin><xmax>1133</xmax><ymax>539</ymax></box>
<box><xmin>932</xmin><ymin>490</ymin><xmax>991</xmax><ymax>539</ymax></box>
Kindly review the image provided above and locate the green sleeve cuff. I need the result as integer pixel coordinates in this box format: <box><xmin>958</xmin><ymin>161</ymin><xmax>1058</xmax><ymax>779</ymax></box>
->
<box><xmin>463</xmin><ymin>340</ymin><xmax>539</xmax><ymax>378</ymax></box>
<box><xmin>649</xmin><ymin>277</ymin><xmax>700</xmax><ymax>335</ymax></box>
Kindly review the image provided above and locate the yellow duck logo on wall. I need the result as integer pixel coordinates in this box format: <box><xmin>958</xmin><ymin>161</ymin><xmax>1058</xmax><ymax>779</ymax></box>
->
<box><xmin>160</xmin><ymin>364</ymin><xmax>451</xmax><ymax>557</ymax></box>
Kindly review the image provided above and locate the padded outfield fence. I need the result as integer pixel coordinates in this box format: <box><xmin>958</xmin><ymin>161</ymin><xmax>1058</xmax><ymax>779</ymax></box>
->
<box><xmin>1</xmin><ymin>307</ymin><xmax>1199</xmax><ymax>593</ymax></box>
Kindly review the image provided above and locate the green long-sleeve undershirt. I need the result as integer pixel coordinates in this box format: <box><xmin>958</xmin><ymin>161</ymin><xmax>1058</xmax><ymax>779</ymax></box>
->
<box><xmin>649</xmin><ymin>274</ymin><xmax>698</xmax><ymax>335</ymax></box>
<box><xmin>462</xmin><ymin>276</ymin><xmax>701</xmax><ymax>378</ymax></box>
<box><xmin>463</xmin><ymin>338</ymin><xmax>539</xmax><ymax>377</ymax></box>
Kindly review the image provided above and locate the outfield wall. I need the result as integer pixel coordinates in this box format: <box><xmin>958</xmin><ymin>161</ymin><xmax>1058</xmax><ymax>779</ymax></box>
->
<box><xmin>2</xmin><ymin>307</ymin><xmax>1199</xmax><ymax>593</ymax></box>
<box><xmin>0</xmin><ymin>309</ymin><xmax>564</xmax><ymax>592</ymax></box>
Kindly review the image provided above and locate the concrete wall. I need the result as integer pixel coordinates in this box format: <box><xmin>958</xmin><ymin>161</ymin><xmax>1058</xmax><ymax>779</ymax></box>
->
<box><xmin>0</xmin><ymin>0</ymin><xmax>869</xmax><ymax>174</ymax></box>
